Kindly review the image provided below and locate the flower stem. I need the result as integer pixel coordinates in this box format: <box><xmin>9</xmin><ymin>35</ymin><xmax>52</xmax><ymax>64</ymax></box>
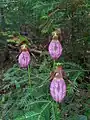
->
<box><xmin>53</xmin><ymin>60</ymin><xmax>56</xmax><ymax>70</ymax></box>
<box><xmin>28</xmin><ymin>64</ymin><xmax>31</xmax><ymax>87</ymax></box>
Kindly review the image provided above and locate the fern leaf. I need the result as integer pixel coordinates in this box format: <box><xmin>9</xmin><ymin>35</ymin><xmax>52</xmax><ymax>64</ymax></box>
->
<box><xmin>50</xmin><ymin>102</ymin><xmax>56</xmax><ymax>120</ymax></box>
<box><xmin>38</xmin><ymin>101</ymin><xmax>51</xmax><ymax>120</ymax></box>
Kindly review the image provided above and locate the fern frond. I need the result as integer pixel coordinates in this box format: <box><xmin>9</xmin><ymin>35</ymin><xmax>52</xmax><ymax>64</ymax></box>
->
<box><xmin>50</xmin><ymin>102</ymin><xmax>56</xmax><ymax>120</ymax></box>
<box><xmin>38</xmin><ymin>101</ymin><xmax>51</xmax><ymax>120</ymax></box>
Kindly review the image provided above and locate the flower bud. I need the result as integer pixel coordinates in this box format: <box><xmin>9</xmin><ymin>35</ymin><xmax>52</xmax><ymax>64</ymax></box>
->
<box><xmin>48</xmin><ymin>40</ymin><xmax>62</xmax><ymax>60</ymax></box>
<box><xmin>50</xmin><ymin>77</ymin><xmax>66</xmax><ymax>102</ymax></box>
<box><xmin>18</xmin><ymin>51</ymin><xmax>30</xmax><ymax>68</ymax></box>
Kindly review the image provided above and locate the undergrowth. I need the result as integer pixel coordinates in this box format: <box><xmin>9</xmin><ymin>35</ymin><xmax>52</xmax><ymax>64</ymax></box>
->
<box><xmin>0</xmin><ymin>57</ymin><xmax>89</xmax><ymax>120</ymax></box>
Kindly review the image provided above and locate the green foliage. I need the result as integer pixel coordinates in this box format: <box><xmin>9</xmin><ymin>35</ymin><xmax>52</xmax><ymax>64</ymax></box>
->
<box><xmin>0</xmin><ymin>59</ymin><xmax>89</xmax><ymax>120</ymax></box>
<box><xmin>0</xmin><ymin>31</ymin><xmax>8</xmax><ymax>47</ymax></box>
<box><xmin>0</xmin><ymin>0</ymin><xmax>89</xmax><ymax>65</ymax></box>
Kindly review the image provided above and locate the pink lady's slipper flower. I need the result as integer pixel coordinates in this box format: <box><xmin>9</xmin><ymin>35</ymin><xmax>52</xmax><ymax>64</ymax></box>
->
<box><xmin>50</xmin><ymin>77</ymin><xmax>66</xmax><ymax>102</ymax></box>
<box><xmin>48</xmin><ymin>32</ymin><xmax>62</xmax><ymax>60</ymax></box>
<box><xmin>18</xmin><ymin>51</ymin><xmax>30</xmax><ymax>68</ymax></box>
<box><xmin>50</xmin><ymin>66</ymin><xmax>66</xmax><ymax>102</ymax></box>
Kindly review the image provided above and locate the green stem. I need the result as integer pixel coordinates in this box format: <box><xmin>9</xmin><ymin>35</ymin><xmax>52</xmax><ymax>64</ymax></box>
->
<box><xmin>28</xmin><ymin>64</ymin><xmax>31</xmax><ymax>87</ymax></box>
<box><xmin>53</xmin><ymin>60</ymin><xmax>56</xmax><ymax>70</ymax></box>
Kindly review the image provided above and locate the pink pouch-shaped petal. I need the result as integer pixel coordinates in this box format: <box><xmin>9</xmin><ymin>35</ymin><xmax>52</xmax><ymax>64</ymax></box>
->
<box><xmin>18</xmin><ymin>51</ymin><xmax>30</xmax><ymax>68</ymax></box>
<box><xmin>48</xmin><ymin>40</ymin><xmax>62</xmax><ymax>60</ymax></box>
<box><xmin>50</xmin><ymin>78</ymin><xmax>66</xmax><ymax>102</ymax></box>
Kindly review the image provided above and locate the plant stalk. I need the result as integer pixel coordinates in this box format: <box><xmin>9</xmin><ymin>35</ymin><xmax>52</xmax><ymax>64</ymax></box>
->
<box><xmin>28</xmin><ymin>64</ymin><xmax>31</xmax><ymax>87</ymax></box>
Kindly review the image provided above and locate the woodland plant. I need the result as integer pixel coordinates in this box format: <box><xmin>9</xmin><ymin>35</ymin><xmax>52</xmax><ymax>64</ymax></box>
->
<box><xmin>17</xmin><ymin>37</ymin><xmax>31</xmax><ymax>86</ymax></box>
<box><xmin>48</xmin><ymin>30</ymin><xmax>67</xmax><ymax>104</ymax></box>
<box><xmin>0</xmin><ymin>0</ymin><xmax>90</xmax><ymax>120</ymax></box>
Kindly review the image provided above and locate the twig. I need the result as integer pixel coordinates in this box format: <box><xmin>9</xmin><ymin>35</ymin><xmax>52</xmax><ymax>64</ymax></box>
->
<box><xmin>30</xmin><ymin>49</ymin><xmax>42</xmax><ymax>54</ymax></box>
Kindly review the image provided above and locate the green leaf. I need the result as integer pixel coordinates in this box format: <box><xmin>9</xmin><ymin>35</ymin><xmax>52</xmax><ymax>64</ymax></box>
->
<box><xmin>15</xmin><ymin>80</ymin><xmax>20</xmax><ymax>89</ymax></box>
<box><xmin>40</xmin><ymin>15</ymin><xmax>48</xmax><ymax>20</ymax></box>
<box><xmin>25</xmin><ymin>111</ymin><xmax>40</xmax><ymax>120</ymax></box>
